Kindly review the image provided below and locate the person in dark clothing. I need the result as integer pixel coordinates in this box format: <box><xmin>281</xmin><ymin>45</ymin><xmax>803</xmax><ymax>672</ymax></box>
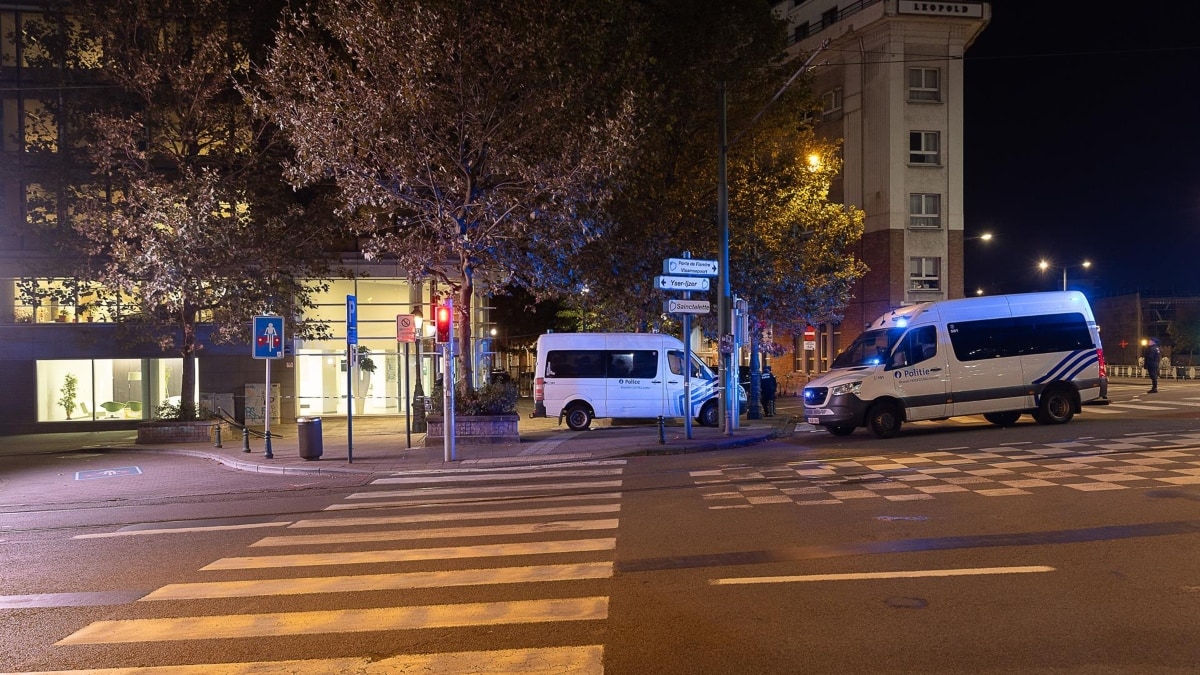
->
<box><xmin>1144</xmin><ymin>338</ymin><xmax>1162</xmax><ymax>393</ymax></box>
<box><xmin>761</xmin><ymin>366</ymin><xmax>778</xmax><ymax>417</ymax></box>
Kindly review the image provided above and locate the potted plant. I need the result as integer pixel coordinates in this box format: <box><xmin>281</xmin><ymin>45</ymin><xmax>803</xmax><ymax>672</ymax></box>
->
<box><xmin>59</xmin><ymin>373</ymin><xmax>78</xmax><ymax>420</ymax></box>
<box><xmin>424</xmin><ymin>380</ymin><xmax>520</xmax><ymax>446</ymax></box>
<box><xmin>354</xmin><ymin>346</ymin><xmax>376</xmax><ymax>415</ymax></box>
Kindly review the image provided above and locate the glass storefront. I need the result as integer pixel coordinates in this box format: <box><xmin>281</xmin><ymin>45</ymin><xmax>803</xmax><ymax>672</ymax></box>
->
<box><xmin>36</xmin><ymin>357</ymin><xmax>189</xmax><ymax>421</ymax></box>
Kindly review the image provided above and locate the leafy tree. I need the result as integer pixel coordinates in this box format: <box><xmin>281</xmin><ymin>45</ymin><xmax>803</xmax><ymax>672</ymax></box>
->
<box><xmin>22</xmin><ymin>0</ymin><xmax>342</xmax><ymax>419</ymax></box>
<box><xmin>255</xmin><ymin>0</ymin><xmax>643</xmax><ymax>385</ymax></box>
<box><xmin>1168</xmin><ymin>306</ymin><xmax>1200</xmax><ymax>366</ymax></box>
<box><xmin>568</xmin><ymin>0</ymin><xmax>864</xmax><ymax>338</ymax></box>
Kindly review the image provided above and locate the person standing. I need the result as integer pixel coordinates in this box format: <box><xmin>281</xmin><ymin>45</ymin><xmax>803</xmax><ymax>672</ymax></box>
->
<box><xmin>761</xmin><ymin>365</ymin><xmax>778</xmax><ymax>417</ymax></box>
<box><xmin>1143</xmin><ymin>338</ymin><xmax>1162</xmax><ymax>394</ymax></box>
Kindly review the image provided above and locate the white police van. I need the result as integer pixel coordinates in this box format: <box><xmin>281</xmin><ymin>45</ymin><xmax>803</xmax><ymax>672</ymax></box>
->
<box><xmin>803</xmin><ymin>291</ymin><xmax>1107</xmax><ymax>438</ymax></box>
<box><xmin>531</xmin><ymin>332</ymin><xmax>746</xmax><ymax>430</ymax></box>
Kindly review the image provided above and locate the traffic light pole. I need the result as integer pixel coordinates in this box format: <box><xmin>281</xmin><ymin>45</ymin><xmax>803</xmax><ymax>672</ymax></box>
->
<box><xmin>443</xmin><ymin>297</ymin><xmax>456</xmax><ymax>462</ymax></box>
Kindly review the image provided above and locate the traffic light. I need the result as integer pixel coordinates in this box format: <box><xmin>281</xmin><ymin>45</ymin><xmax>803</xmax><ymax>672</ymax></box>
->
<box><xmin>435</xmin><ymin>304</ymin><xmax>452</xmax><ymax>343</ymax></box>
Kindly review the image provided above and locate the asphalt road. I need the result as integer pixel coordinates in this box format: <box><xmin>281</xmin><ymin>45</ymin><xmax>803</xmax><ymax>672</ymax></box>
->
<box><xmin>1</xmin><ymin>378</ymin><xmax>1198</xmax><ymax>673</ymax></box>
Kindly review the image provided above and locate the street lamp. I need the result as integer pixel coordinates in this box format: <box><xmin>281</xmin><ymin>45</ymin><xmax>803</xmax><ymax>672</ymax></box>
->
<box><xmin>580</xmin><ymin>286</ymin><xmax>589</xmax><ymax>332</ymax></box>
<box><xmin>1038</xmin><ymin>259</ymin><xmax>1092</xmax><ymax>291</ymax></box>
<box><xmin>966</xmin><ymin>232</ymin><xmax>993</xmax><ymax>242</ymax></box>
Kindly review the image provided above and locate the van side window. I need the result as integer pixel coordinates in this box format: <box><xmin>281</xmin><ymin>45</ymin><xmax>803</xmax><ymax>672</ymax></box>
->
<box><xmin>608</xmin><ymin>350</ymin><xmax>658</xmax><ymax>378</ymax></box>
<box><xmin>888</xmin><ymin>325</ymin><xmax>937</xmax><ymax>369</ymax></box>
<box><xmin>948</xmin><ymin>312</ymin><xmax>1093</xmax><ymax>362</ymax></box>
<box><xmin>545</xmin><ymin>350</ymin><xmax>606</xmax><ymax>378</ymax></box>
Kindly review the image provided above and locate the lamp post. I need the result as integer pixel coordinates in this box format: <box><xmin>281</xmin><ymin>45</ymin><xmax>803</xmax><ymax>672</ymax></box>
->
<box><xmin>964</xmin><ymin>233</ymin><xmax>993</xmax><ymax>297</ymax></box>
<box><xmin>411</xmin><ymin>306</ymin><xmax>427</xmax><ymax>433</ymax></box>
<box><xmin>1039</xmin><ymin>259</ymin><xmax>1091</xmax><ymax>291</ymax></box>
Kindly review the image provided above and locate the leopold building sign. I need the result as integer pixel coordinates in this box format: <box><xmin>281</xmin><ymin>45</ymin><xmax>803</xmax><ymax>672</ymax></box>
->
<box><xmin>898</xmin><ymin>1</ymin><xmax>983</xmax><ymax>18</ymax></box>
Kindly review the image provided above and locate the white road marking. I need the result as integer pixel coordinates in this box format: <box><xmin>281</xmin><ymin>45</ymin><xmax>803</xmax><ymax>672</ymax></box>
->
<box><xmin>202</xmin><ymin>538</ymin><xmax>618</xmax><ymax>570</ymax></box>
<box><xmin>711</xmin><ymin>565</ymin><xmax>1055</xmax><ymax>585</ymax></box>
<box><xmin>251</xmin><ymin>519</ymin><xmax>620</xmax><ymax>547</ymax></box>
<box><xmin>73</xmin><ymin>522</ymin><xmax>289</xmax><ymax>540</ymax></box>
<box><xmin>372</xmin><ymin>468</ymin><xmax>623</xmax><ymax>485</ymax></box>
<box><xmin>347</xmin><ymin>480</ymin><xmax>623</xmax><ymax>499</ymax></box>
<box><xmin>141</xmin><ymin>562</ymin><xmax>614</xmax><ymax>601</ymax></box>
<box><xmin>4</xmin><ymin>646</ymin><xmax>604</xmax><ymax>674</ymax></box>
<box><xmin>290</xmin><ymin>503</ymin><xmax>619</xmax><ymax>528</ymax></box>
<box><xmin>56</xmin><ymin>598</ymin><xmax>608</xmax><ymax>644</ymax></box>
<box><xmin>387</xmin><ymin>460</ymin><xmax>625</xmax><ymax>475</ymax></box>
<box><xmin>1102</xmin><ymin>403</ymin><xmax>1177</xmax><ymax>411</ymax></box>
<box><xmin>324</xmin><ymin>491</ymin><xmax>622</xmax><ymax>511</ymax></box>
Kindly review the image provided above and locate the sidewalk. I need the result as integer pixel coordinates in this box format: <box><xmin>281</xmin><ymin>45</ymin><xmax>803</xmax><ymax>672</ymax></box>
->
<box><xmin>2</xmin><ymin>401</ymin><xmax>792</xmax><ymax>476</ymax></box>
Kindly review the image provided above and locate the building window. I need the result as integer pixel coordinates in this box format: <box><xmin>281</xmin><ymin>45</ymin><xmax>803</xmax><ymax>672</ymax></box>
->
<box><xmin>909</xmin><ymin>193</ymin><xmax>941</xmax><ymax>228</ymax></box>
<box><xmin>821</xmin><ymin>88</ymin><xmax>842</xmax><ymax>122</ymax></box>
<box><xmin>794</xmin><ymin>22</ymin><xmax>809</xmax><ymax>43</ymax></box>
<box><xmin>821</xmin><ymin>7</ymin><xmax>838</xmax><ymax>29</ymax></box>
<box><xmin>909</xmin><ymin>131</ymin><xmax>940</xmax><ymax>165</ymax></box>
<box><xmin>909</xmin><ymin>257</ymin><xmax>941</xmax><ymax>291</ymax></box>
<box><xmin>908</xmin><ymin>68</ymin><xmax>941</xmax><ymax>102</ymax></box>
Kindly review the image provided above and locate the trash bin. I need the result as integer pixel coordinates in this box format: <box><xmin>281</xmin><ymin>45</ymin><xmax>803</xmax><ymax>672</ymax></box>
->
<box><xmin>297</xmin><ymin>416</ymin><xmax>323</xmax><ymax>460</ymax></box>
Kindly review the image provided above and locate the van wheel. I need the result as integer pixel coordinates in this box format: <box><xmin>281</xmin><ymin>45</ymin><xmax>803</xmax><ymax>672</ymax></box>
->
<box><xmin>699</xmin><ymin>401</ymin><xmax>719</xmax><ymax>427</ymax></box>
<box><xmin>564</xmin><ymin>404</ymin><xmax>593</xmax><ymax>431</ymax></box>
<box><xmin>867</xmin><ymin>401</ymin><xmax>902</xmax><ymax>439</ymax></box>
<box><xmin>1035</xmin><ymin>389</ymin><xmax>1075</xmax><ymax>425</ymax></box>
<box><xmin>983</xmin><ymin>411</ymin><xmax>1022</xmax><ymax>427</ymax></box>
<box><xmin>826</xmin><ymin>424</ymin><xmax>855</xmax><ymax>436</ymax></box>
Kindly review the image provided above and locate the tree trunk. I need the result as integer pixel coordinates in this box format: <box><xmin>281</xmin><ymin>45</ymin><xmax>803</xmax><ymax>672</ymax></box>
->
<box><xmin>458</xmin><ymin>255</ymin><xmax>474</xmax><ymax>389</ymax></box>
<box><xmin>180</xmin><ymin>318</ymin><xmax>198</xmax><ymax>420</ymax></box>
<box><xmin>748</xmin><ymin>329</ymin><xmax>762</xmax><ymax>420</ymax></box>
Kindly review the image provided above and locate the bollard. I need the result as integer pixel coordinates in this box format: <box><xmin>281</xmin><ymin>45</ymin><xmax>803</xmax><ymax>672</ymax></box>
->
<box><xmin>658</xmin><ymin>415</ymin><xmax>666</xmax><ymax>444</ymax></box>
<box><xmin>242</xmin><ymin>427</ymin><xmax>251</xmax><ymax>453</ymax></box>
<box><xmin>213</xmin><ymin>424</ymin><xmax>222</xmax><ymax>448</ymax></box>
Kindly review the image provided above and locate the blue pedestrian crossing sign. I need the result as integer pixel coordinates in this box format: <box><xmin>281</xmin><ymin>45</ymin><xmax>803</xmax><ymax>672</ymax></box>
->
<box><xmin>253</xmin><ymin>316</ymin><xmax>285</xmax><ymax>359</ymax></box>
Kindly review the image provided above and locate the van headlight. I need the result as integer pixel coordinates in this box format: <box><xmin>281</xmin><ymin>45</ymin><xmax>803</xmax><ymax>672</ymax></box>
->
<box><xmin>830</xmin><ymin>381</ymin><xmax>862</xmax><ymax>397</ymax></box>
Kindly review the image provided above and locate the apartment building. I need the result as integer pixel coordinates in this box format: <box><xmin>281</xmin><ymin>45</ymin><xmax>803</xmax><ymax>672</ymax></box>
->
<box><xmin>773</xmin><ymin>0</ymin><xmax>990</xmax><ymax>370</ymax></box>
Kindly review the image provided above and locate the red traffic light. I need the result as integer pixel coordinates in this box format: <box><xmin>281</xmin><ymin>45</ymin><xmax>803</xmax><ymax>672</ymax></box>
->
<box><xmin>435</xmin><ymin>305</ymin><xmax>452</xmax><ymax>343</ymax></box>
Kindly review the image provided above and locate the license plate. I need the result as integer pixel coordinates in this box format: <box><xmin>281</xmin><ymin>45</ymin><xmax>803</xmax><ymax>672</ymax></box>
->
<box><xmin>807</xmin><ymin>417</ymin><xmax>820</xmax><ymax>425</ymax></box>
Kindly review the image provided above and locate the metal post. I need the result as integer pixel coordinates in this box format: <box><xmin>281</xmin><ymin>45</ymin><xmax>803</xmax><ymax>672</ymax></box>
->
<box><xmin>346</xmin><ymin>346</ymin><xmax>354</xmax><ymax>464</ymax></box>
<box><xmin>404</xmin><ymin>341</ymin><xmax>411</xmax><ymax>449</ymax></box>
<box><xmin>683</xmin><ymin>250</ymin><xmax>694</xmax><ymax>440</ymax></box>
<box><xmin>213</xmin><ymin>423</ymin><xmax>222</xmax><ymax>448</ymax></box>
<box><xmin>658</xmin><ymin>416</ymin><xmax>666</xmax><ymax>444</ymax></box>
<box><xmin>444</xmin><ymin>296</ymin><xmax>456</xmax><ymax>462</ymax></box>
<box><xmin>264</xmin><ymin>358</ymin><xmax>273</xmax><ymax>459</ymax></box>
<box><xmin>717</xmin><ymin>82</ymin><xmax>732</xmax><ymax>436</ymax></box>
<box><xmin>242</xmin><ymin>426</ymin><xmax>250</xmax><ymax>453</ymax></box>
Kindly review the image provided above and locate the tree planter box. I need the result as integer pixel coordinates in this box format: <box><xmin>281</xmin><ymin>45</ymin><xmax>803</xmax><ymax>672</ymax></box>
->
<box><xmin>424</xmin><ymin>415</ymin><xmax>520</xmax><ymax>447</ymax></box>
<box><xmin>136</xmin><ymin>420</ymin><xmax>223</xmax><ymax>444</ymax></box>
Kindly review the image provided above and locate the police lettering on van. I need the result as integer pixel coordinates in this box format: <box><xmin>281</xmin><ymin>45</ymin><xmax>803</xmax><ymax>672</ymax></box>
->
<box><xmin>803</xmin><ymin>291</ymin><xmax>1107</xmax><ymax>438</ymax></box>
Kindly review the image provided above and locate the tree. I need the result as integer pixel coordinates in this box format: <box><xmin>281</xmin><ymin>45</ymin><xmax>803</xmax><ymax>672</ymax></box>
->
<box><xmin>255</xmin><ymin>0</ymin><xmax>643</xmax><ymax>386</ymax></box>
<box><xmin>567</xmin><ymin>0</ymin><xmax>864</xmax><ymax>337</ymax></box>
<box><xmin>23</xmin><ymin>0</ymin><xmax>342</xmax><ymax>419</ymax></box>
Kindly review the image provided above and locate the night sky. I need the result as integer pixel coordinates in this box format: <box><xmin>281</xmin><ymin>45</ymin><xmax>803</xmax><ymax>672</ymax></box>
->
<box><xmin>962</xmin><ymin>3</ymin><xmax>1200</xmax><ymax>297</ymax></box>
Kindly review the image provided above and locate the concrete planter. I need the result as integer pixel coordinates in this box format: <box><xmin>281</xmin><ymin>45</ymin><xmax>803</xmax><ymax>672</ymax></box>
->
<box><xmin>424</xmin><ymin>414</ymin><xmax>520</xmax><ymax>447</ymax></box>
<box><xmin>136</xmin><ymin>420</ymin><xmax>223</xmax><ymax>444</ymax></box>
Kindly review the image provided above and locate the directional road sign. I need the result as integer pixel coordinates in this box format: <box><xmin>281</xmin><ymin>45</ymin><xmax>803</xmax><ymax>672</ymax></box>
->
<box><xmin>663</xmin><ymin>257</ymin><xmax>718</xmax><ymax>277</ymax></box>
<box><xmin>654</xmin><ymin>275</ymin><xmax>711</xmax><ymax>292</ymax></box>
<box><xmin>253</xmin><ymin>316</ymin><xmax>285</xmax><ymax>359</ymax></box>
<box><xmin>664</xmin><ymin>299</ymin><xmax>711</xmax><ymax>314</ymax></box>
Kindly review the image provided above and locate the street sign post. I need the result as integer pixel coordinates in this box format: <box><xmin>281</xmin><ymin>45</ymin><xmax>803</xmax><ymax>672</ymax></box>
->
<box><xmin>346</xmin><ymin>295</ymin><xmax>357</xmax><ymax>463</ymax></box>
<box><xmin>251</xmin><ymin>316</ymin><xmax>284</xmax><ymax>459</ymax></box>
<box><xmin>804</xmin><ymin>326</ymin><xmax>817</xmax><ymax>351</ymax></box>
<box><xmin>664</xmin><ymin>298</ymin><xmax>711</xmax><ymax>314</ymax></box>
<box><xmin>396</xmin><ymin>314</ymin><xmax>417</xmax><ymax>343</ymax></box>
<box><xmin>654</xmin><ymin>275</ymin><xmax>711</xmax><ymax>292</ymax></box>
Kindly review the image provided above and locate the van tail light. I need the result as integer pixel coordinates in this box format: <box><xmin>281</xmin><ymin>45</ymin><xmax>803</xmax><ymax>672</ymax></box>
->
<box><xmin>534</xmin><ymin>377</ymin><xmax>544</xmax><ymax>401</ymax></box>
<box><xmin>1096</xmin><ymin>348</ymin><xmax>1107</xmax><ymax>378</ymax></box>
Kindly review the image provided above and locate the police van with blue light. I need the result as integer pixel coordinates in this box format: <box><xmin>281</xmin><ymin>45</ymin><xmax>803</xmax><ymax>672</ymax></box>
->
<box><xmin>803</xmin><ymin>291</ymin><xmax>1108</xmax><ymax>438</ymax></box>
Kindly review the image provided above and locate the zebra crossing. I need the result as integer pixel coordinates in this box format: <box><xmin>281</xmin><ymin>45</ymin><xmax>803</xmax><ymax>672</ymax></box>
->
<box><xmin>27</xmin><ymin>460</ymin><xmax>627</xmax><ymax>674</ymax></box>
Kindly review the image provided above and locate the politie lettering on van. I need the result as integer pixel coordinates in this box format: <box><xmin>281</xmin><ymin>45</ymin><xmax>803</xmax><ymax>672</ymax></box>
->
<box><xmin>531</xmin><ymin>333</ymin><xmax>747</xmax><ymax>431</ymax></box>
<box><xmin>803</xmin><ymin>291</ymin><xmax>1107</xmax><ymax>438</ymax></box>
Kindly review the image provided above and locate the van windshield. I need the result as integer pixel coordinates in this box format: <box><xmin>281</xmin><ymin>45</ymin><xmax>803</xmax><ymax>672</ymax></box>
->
<box><xmin>832</xmin><ymin>328</ymin><xmax>906</xmax><ymax>368</ymax></box>
<box><xmin>668</xmin><ymin>350</ymin><xmax>715</xmax><ymax>380</ymax></box>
